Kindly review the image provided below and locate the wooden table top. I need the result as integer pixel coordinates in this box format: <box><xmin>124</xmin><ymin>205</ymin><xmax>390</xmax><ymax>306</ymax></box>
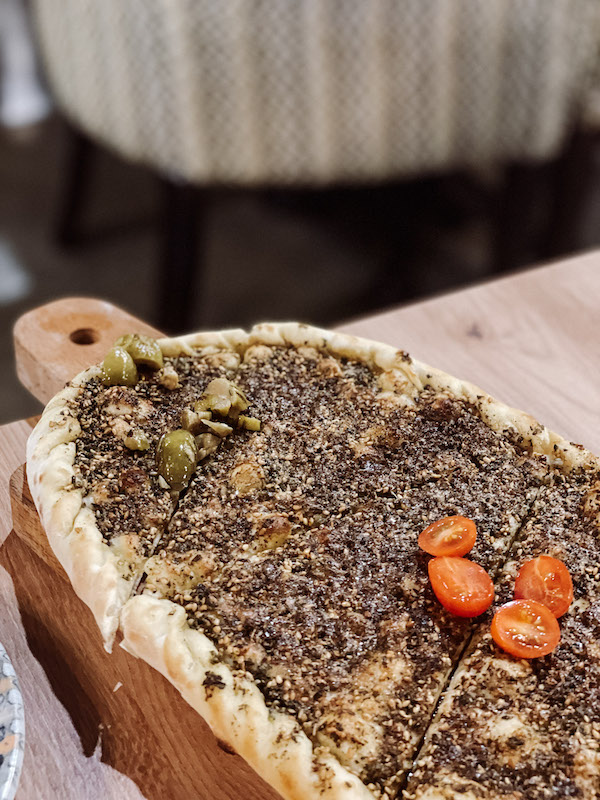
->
<box><xmin>1</xmin><ymin>250</ymin><xmax>599</xmax><ymax>799</ymax></box>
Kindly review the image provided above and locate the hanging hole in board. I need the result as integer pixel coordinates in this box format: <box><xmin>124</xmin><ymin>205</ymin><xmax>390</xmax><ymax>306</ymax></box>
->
<box><xmin>69</xmin><ymin>328</ymin><xmax>99</xmax><ymax>345</ymax></box>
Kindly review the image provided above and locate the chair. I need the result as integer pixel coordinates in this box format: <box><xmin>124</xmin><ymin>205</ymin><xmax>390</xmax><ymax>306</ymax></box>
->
<box><xmin>32</xmin><ymin>0</ymin><xmax>600</xmax><ymax>330</ymax></box>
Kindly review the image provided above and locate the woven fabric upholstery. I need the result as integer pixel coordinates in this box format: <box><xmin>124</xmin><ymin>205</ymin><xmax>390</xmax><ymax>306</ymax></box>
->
<box><xmin>33</xmin><ymin>0</ymin><xmax>600</xmax><ymax>185</ymax></box>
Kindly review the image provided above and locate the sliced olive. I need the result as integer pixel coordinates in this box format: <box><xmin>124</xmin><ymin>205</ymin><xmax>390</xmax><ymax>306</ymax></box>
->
<box><xmin>157</xmin><ymin>430</ymin><xmax>198</xmax><ymax>491</ymax></box>
<box><xmin>230</xmin><ymin>385</ymin><xmax>249</xmax><ymax>413</ymax></box>
<box><xmin>181</xmin><ymin>408</ymin><xmax>201</xmax><ymax>434</ymax></box>
<box><xmin>124</xmin><ymin>429</ymin><xmax>150</xmax><ymax>451</ymax></box>
<box><xmin>101</xmin><ymin>347</ymin><xmax>138</xmax><ymax>386</ymax></box>
<box><xmin>181</xmin><ymin>408</ymin><xmax>214</xmax><ymax>434</ymax></box>
<box><xmin>238</xmin><ymin>415</ymin><xmax>261</xmax><ymax>431</ymax></box>
<box><xmin>116</xmin><ymin>333</ymin><xmax>164</xmax><ymax>370</ymax></box>
<box><xmin>196</xmin><ymin>393</ymin><xmax>231</xmax><ymax>416</ymax></box>
<box><xmin>203</xmin><ymin>419</ymin><xmax>233</xmax><ymax>437</ymax></box>
<box><xmin>198</xmin><ymin>378</ymin><xmax>248</xmax><ymax>417</ymax></box>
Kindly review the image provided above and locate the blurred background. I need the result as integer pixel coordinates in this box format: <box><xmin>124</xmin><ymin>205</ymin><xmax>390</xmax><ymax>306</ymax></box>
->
<box><xmin>1</xmin><ymin>0</ymin><xmax>600</xmax><ymax>423</ymax></box>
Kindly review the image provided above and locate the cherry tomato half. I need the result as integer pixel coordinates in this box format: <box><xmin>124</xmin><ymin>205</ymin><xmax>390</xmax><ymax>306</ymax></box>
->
<box><xmin>491</xmin><ymin>599</ymin><xmax>560</xmax><ymax>659</ymax></box>
<box><xmin>418</xmin><ymin>516</ymin><xmax>477</xmax><ymax>558</ymax></box>
<box><xmin>428</xmin><ymin>556</ymin><xmax>494</xmax><ymax>618</ymax></box>
<box><xmin>514</xmin><ymin>555</ymin><xmax>573</xmax><ymax>618</ymax></box>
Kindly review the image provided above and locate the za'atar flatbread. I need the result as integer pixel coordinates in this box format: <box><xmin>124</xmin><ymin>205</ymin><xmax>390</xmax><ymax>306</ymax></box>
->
<box><xmin>27</xmin><ymin>323</ymin><xmax>600</xmax><ymax>799</ymax></box>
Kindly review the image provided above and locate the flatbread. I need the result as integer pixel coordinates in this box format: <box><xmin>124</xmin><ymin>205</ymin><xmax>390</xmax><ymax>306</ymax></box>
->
<box><xmin>406</xmin><ymin>471</ymin><xmax>600</xmax><ymax>800</ymax></box>
<box><xmin>26</xmin><ymin>322</ymin><xmax>599</xmax><ymax>799</ymax></box>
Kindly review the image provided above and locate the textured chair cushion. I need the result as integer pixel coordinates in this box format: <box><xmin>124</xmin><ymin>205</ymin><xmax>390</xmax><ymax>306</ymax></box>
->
<box><xmin>34</xmin><ymin>0</ymin><xmax>600</xmax><ymax>184</ymax></box>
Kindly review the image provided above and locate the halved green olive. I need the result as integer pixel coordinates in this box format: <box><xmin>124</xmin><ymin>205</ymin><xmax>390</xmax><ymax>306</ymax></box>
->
<box><xmin>157</xmin><ymin>429</ymin><xmax>198</xmax><ymax>491</ymax></box>
<box><xmin>116</xmin><ymin>333</ymin><xmax>164</xmax><ymax>370</ymax></box>
<box><xmin>101</xmin><ymin>347</ymin><xmax>138</xmax><ymax>386</ymax></box>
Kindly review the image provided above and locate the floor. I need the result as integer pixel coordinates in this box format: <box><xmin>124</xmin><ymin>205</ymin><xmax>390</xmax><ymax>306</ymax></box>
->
<box><xmin>1</xmin><ymin>116</ymin><xmax>599</xmax><ymax>424</ymax></box>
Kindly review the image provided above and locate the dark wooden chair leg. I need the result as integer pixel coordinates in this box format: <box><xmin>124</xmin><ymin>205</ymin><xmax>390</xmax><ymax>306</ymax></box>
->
<box><xmin>494</xmin><ymin>129</ymin><xmax>600</xmax><ymax>272</ymax></box>
<box><xmin>492</xmin><ymin>160</ymin><xmax>553</xmax><ymax>273</ymax></box>
<box><xmin>157</xmin><ymin>176</ymin><xmax>204</xmax><ymax>333</ymax></box>
<box><xmin>54</xmin><ymin>120</ymin><xmax>95</xmax><ymax>246</ymax></box>
<box><xmin>539</xmin><ymin>129</ymin><xmax>600</xmax><ymax>260</ymax></box>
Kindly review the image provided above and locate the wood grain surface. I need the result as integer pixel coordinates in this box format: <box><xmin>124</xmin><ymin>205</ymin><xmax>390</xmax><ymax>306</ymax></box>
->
<box><xmin>6</xmin><ymin>468</ymin><xmax>280</xmax><ymax>800</ymax></box>
<box><xmin>1</xmin><ymin>250</ymin><xmax>599</xmax><ymax>799</ymax></box>
<box><xmin>7</xmin><ymin>298</ymin><xmax>281</xmax><ymax>800</ymax></box>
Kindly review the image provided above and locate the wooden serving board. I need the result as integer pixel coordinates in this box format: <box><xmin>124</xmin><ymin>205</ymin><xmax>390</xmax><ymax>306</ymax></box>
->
<box><xmin>7</xmin><ymin>298</ymin><xmax>282</xmax><ymax>800</ymax></box>
<box><xmin>6</xmin><ymin>255</ymin><xmax>600</xmax><ymax>798</ymax></box>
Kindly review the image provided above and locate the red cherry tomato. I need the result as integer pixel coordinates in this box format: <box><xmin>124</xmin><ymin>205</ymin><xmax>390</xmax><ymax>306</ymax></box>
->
<box><xmin>514</xmin><ymin>555</ymin><xmax>573</xmax><ymax>618</ymax></box>
<box><xmin>428</xmin><ymin>556</ymin><xmax>494</xmax><ymax>618</ymax></box>
<box><xmin>491</xmin><ymin>599</ymin><xmax>560</xmax><ymax>659</ymax></box>
<box><xmin>418</xmin><ymin>516</ymin><xmax>477</xmax><ymax>557</ymax></box>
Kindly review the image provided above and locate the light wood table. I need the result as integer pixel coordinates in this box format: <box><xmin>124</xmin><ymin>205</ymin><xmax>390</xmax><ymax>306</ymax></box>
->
<box><xmin>1</xmin><ymin>250</ymin><xmax>599</xmax><ymax>799</ymax></box>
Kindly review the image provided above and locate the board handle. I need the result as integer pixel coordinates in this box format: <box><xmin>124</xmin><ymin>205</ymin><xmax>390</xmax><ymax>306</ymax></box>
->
<box><xmin>14</xmin><ymin>297</ymin><xmax>162</xmax><ymax>405</ymax></box>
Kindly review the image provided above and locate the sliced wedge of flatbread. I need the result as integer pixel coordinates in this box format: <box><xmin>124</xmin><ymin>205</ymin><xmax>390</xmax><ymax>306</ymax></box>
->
<box><xmin>406</xmin><ymin>470</ymin><xmax>600</xmax><ymax>800</ymax></box>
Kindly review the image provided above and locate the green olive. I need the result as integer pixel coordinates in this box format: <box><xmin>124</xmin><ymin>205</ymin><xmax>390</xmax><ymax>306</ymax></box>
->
<box><xmin>195</xmin><ymin>394</ymin><xmax>231</xmax><ymax>416</ymax></box>
<box><xmin>181</xmin><ymin>408</ymin><xmax>201</xmax><ymax>434</ymax></box>
<box><xmin>124</xmin><ymin>429</ymin><xmax>150</xmax><ymax>451</ymax></box>
<box><xmin>230</xmin><ymin>385</ymin><xmax>249</xmax><ymax>413</ymax></box>
<box><xmin>238</xmin><ymin>415</ymin><xmax>261</xmax><ymax>431</ymax></box>
<box><xmin>157</xmin><ymin>429</ymin><xmax>198</xmax><ymax>491</ymax></box>
<box><xmin>101</xmin><ymin>347</ymin><xmax>138</xmax><ymax>386</ymax></box>
<box><xmin>180</xmin><ymin>407</ymin><xmax>213</xmax><ymax>434</ymax></box>
<box><xmin>116</xmin><ymin>333</ymin><xmax>164</xmax><ymax>370</ymax></box>
<box><xmin>203</xmin><ymin>419</ymin><xmax>233</xmax><ymax>437</ymax></box>
<box><xmin>196</xmin><ymin>378</ymin><xmax>248</xmax><ymax>417</ymax></box>
<box><xmin>193</xmin><ymin>397</ymin><xmax>210</xmax><ymax>413</ymax></box>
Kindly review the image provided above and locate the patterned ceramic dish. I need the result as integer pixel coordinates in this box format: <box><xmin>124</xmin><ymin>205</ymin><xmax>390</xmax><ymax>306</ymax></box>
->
<box><xmin>0</xmin><ymin>645</ymin><xmax>24</xmax><ymax>800</ymax></box>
